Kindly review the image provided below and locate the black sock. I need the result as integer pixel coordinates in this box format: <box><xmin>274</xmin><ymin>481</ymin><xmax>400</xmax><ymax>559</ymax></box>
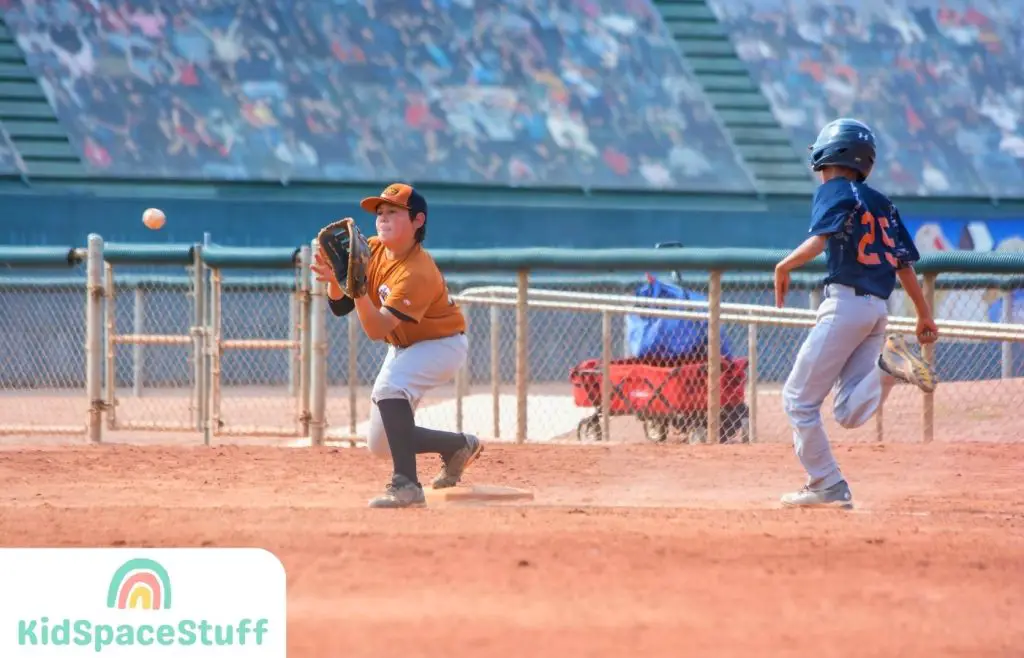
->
<box><xmin>376</xmin><ymin>399</ymin><xmax>469</xmax><ymax>469</ymax></box>
<box><xmin>376</xmin><ymin>398</ymin><xmax>419</xmax><ymax>485</ymax></box>
<box><xmin>414</xmin><ymin>427</ymin><xmax>468</xmax><ymax>462</ymax></box>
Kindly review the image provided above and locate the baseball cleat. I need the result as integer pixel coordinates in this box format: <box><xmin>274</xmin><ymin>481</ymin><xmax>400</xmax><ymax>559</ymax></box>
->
<box><xmin>368</xmin><ymin>474</ymin><xmax>426</xmax><ymax>509</ymax></box>
<box><xmin>781</xmin><ymin>479</ymin><xmax>854</xmax><ymax>509</ymax></box>
<box><xmin>878</xmin><ymin>334</ymin><xmax>937</xmax><ymax>393</ymax></box>
<box><xmin>431</xmin><ymin>433</ymin><xmax>484</xmax><ymax>489</ymax></box>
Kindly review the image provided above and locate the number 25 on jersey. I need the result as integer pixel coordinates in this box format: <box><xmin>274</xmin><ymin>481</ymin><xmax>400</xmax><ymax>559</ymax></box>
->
<box><xmin>857</xmin><ymin>211</ymin><xmax>897</xmax><ymax>268</ymax></box>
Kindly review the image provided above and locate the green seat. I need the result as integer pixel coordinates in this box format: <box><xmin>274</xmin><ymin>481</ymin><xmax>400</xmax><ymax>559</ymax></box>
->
<box><xmin>730</xmin><ymin>127</ymin><xmax>792</xmax><ymax>143</ymax></box>
<box><xmin>657</xmin><ymin>4</ymin><xmax>716</xmax><ymax>21</ymax></box>
<box><xmin>15</xmin><ymin>140</ymin><xmax>77</xmax><ymax>159</ymax></box>
<box><xmin>687</xmin><ymin>57</ymin><xmax>748</xmax><ymax>73</ymax></box>
<box><xmin>0</xmin><ymin>100</ymin><xmax>53</xmax><ymax>118</ymax></box>
<box><xmin>705</xmin><ymin>92</ymin><xmax>770</xmax><ymax>110</ymax></box>
<box><xmin>741</xmin><ymin>144</ymin><xmax>801</xmax><ymax>161</ymax></box>
<box><xmin>698</xmin><ymin>74</ymin><xmax>756</xmax><ymax>92</ymax></box>
<box><xmin>26</xmin><ymin>160</ymin><xmax>88</xmax><ymax>177</ymax></box>
<box><xmin>3</xmin><ymin>119</ymin><xmax>66</xmax><ymax>139</ymax></box>
<box><xmin>0</xmin><ymin>43</ymin><xmax>22</xmax><ymax>61</ymax></box>
<box><xmin>717</xmin><ymin>109</ymin><xmax>777</xmax><ymax>125</ymax></box>
<box><xmin>676</xmin><ymin>39</ymin><xmax>734</xmax><ymax>57</ymax></box>
<box><xmin>0</xmin><ymin>63</ymin><xmax>34</xmax><ymax>80</ymax></box>
<box><xmin>748</xmin><ymin>161</ymin><xmax>811</xmax><ymax>179</ymax></box>
<box><xmin>667</xmin><ymin>22</ymin><xmax>726</xmax><ymax>38</ymax></box>
<box><xmin>0</xmin><ymin>81</ymin><xmax>44</xmax><ymax>100</ymax></box>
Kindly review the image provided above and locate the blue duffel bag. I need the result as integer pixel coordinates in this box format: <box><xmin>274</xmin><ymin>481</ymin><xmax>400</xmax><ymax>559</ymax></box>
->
<box><xmin>625</xmin><ymin>275</ymin><xmax>732</xmax><ymax>361</ymax></box>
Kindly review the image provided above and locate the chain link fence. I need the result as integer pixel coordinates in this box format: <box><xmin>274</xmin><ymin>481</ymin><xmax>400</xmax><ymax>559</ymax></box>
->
<box><xmin>100</xmin><ymin>243</ymin><xmax>311</xmax><ymax>443</ymax></box>
<box><xmin>891</xmin><ymin>279</ymin><xmax>1024</xmax><ymax>443</ymax></box>
<box><xmin>323</xmin><ymin>313</ymin><xmax>384</xmax><ymax>443</ymax></box>
<box><xmin>208</xmin><ymin>268</ymin><xmax>310</xmax><ymax>438</ymax></box>
<box><xmin>103</xmin><ymin>259</ymin><xmax>201</xmax><ymax>437</ymax></box>
<box><xmin>0</xmin><ymin>239</ymin><xmax>104</xmax><ymax>441</ymax></box>
<box><xmin>0</xmin><ymin>267</ymin><xmax>90</xmax><ymax>439</ymax></box>
<box><xmin>444</xmin><ymin>272</ymin><xmax>1024</xmax><ymax>447</ymax></box>
<box><xmin>451</xmin><ymin>273</ymin><xmax>737</xmax><ymax>445</ymax></box>
<box><xmin>3</xmin><ymin>240</ymin><xmax>1023</xmax><ymax>449</ymax></box>
<box><xmin>1</xmin><ymin>239</ymin><xmax>312</xmax><ymax>445</ymax></box>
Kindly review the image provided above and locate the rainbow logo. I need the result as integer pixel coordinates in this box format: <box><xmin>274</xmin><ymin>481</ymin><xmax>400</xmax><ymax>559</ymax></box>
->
<box><xmin>106</xmin><ymin>558</ymin><xmax>172</xmax><ymax>611</ymax></box>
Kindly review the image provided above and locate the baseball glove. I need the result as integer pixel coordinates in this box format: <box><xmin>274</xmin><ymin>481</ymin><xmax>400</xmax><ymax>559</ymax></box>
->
<box><xmin>316</xmin><ymin>218</ymin><xmax>370</xmax><ymax>299</ymax></box>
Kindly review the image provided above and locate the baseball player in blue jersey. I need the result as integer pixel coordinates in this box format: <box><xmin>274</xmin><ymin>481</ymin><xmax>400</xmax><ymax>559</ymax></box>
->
<box><xmin>773</xmin><ymin>118</ymin><xmax>939</xmax><ymax>510</ymax></box>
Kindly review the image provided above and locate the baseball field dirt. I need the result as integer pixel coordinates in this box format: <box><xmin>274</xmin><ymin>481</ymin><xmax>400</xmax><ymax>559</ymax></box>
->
<box><xmin>1</xmin><ymin>440</ymin><xmax>1021</xmax><ymax>657</ymax></box>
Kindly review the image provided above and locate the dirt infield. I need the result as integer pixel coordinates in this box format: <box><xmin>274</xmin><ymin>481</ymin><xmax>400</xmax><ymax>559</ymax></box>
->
<box><xmin>1</xmin><ymin>440</ymin><xmax>1022</xmax><ymax>657</ymax></box>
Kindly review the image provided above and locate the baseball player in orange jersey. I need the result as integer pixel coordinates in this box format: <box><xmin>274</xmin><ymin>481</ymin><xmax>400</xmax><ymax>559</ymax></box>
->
<box><xmin>311</xmin><ymin>183</ymin><xmax>484</xmax><ymax>508</ymax></box>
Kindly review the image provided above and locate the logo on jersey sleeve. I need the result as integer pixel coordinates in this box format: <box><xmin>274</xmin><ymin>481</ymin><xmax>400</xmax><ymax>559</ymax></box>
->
<box><xmin>378</xmin><ymin>284</ymin><xmax>390</xmax><ymax>304</ymax></box>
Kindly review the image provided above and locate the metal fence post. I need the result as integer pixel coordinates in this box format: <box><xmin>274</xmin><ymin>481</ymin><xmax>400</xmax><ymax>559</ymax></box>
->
<box><xmin>308</xmin><ymin>239</ymin><xmax>328</xmax><ymax>446</ymax></box>
<box><xmin>707</xmin><ymin>270</ymin><xmax>722</xmax><ymax>446</ymax></box>
<box><xmin>289</xmin><ymin>278</ymin><xmax>300</xmax><ymax>397</ymax></box>
<box><xmin>207</xmin><ymin>268</ymin><xmax>222</xmax><ymax>442</ymax></box>
<box><xmin>490</xmin><ymin>305</ymin><xmax>501</xmax><ymax>440</ymax></box>
<box><xmin>600</xmin><ymin>310</ymin><xmax>611</xmax><ymax>442</ymax></box>
<box><xmin>85</xmin><ymin>234</ymin><xmax>105</xmax><ymax>443</ymax></box>
<box><xmin>922</xmin><ymin>273</ymin><xmax>937</xmax><ymax>443</ymax></box>
<box><xmin>1001</xmin><ymin>290</ymin><xmax>1013</xmax><ymax>379</ymax></box>
<box><xmin>515</xmin><ymin>269</ymin><xmax>529</xmax><ymax>444</ymax></box>
<box><xmin>297</xmin><ymin>245</ymin><xmax>311</xmax><ymax>437</ymax></box>
<box><xmin>878</xmin><ymin>291</ymin><xmax>889</xmax><ymax>440</ymax></box>
<box><xmin>808</xmin><ymin>289</ymin><xmax>821</xmax><ymax>311</ymax></box>
<box><xmin>191</xmin><ymin>244</ymin><xmax>206</xmax><ymax>434</ymax></box>
<box><xmin>200</xmin><ymin>236</ymin><xmax>213</xmax><ymax>445</ymax></box>
<box><xmin>746</xmin><ymin>320</ymin><xmax>757</xmax><ymax>444</ymax></box>
<box><xmin>103</xmin><ymin>262</ymin><xmax>117</xmax><ymax>431</ymax></box>
<box><xmin>132</xmin><ymin>286</ymin><xmax>145</xmax><ymax>397</ymax></box>
<box><xmin>455</xmin><ymin>303</ymin><xmax>469</xmax><ymax>434</ymax></box>
<box><xmin>348</xmin><ymin>305</ymin><xmax>359</xmax><ymax>438</ymax></box>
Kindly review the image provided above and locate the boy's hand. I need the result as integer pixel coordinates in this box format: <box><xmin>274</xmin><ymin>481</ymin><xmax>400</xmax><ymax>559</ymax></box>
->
<box><xmin>773</xmin><ymin>235</ymin><xmax>827</xmax><ymax>308</ymax></box>
<box><xmin>311</xmin><ymin>249</ymin><xmax>345</xmax><ymax>300</ymax></box>
<box><xmin>774</xmin><ymin>264</ymin><xmax>791</xmax><ymax>308</ymax></box>
<box><xmin>917</xmin><ymin>315</ymin><xmax>938</xmax><ymax>344</ymax></box>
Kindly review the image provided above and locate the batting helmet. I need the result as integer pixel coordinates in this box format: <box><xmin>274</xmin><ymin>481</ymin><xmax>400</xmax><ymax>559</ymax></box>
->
<box><xmin>808</xmin><ymin>118</ymin><xmax>877</xmax><ymax>181</ymax></box>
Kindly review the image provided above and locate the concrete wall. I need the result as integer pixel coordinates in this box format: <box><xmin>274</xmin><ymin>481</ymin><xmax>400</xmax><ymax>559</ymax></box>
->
<box><xmin>3</xmin><ymin>189</ymin><xmax>1022</xmax><ymax>251</ymax></box>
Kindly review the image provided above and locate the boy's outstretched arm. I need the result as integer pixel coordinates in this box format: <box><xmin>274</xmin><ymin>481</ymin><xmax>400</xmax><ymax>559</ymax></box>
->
<box><xmin>774</xmin><ymin>235</ymin><xmax>828</xmax><ymax>308</ymax></box>
<box><xmin>897</xmin><ymin>266</ymin><xmax>939</xmax><ymax>344</ymax></box>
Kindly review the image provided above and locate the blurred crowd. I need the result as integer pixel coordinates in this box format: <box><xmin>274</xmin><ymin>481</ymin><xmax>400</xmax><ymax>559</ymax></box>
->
<box><xmin>0</xmin><ymin>0</ymin><xmax>755</xmax><ymax>192</ymax></box>
<box><xmin>710</xmin><ymin>0</ymin><xmax>1024</xmax><ymax>197</ymax></box>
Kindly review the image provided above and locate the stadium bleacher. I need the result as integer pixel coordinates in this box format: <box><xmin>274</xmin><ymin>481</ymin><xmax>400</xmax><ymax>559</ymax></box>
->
<box><xmin>0</xmin><ymin>118</ymin><xmax>23</xmax><ymax>173</ymax></box>
<box><xmin>708</xmin><ymin>0</ymin><xmax>1024</xmax><ymax>198</ymax></box>
<box><xmin>1</xmin><ymin>0</ymin><xmax>1021</xmax><ymax>202</ymax></box>
<box><xmin>0</xmin><ymin>0</ymin><xmax>758</xmax><ymax>193</ymax></box>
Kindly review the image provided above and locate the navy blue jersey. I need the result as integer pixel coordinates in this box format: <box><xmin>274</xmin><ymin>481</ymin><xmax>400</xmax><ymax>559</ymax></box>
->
<box><xmin>808</xmin><ymin>177</ymin><xmax>919</xmax><ymax>300</ymax></box>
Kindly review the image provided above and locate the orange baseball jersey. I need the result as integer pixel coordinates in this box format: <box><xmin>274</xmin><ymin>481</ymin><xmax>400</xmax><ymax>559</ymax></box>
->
<box><xmin>365</xmin><ymin>236</ymin><xmax>465</xmax><ymax>348</ymax></box>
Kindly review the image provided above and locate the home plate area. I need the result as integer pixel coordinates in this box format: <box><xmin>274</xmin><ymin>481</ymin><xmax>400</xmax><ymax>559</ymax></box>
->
<box><xmin>425</xmin><ymin>484</ymin><xmax>535</xmax><ymax>504</ymax></box>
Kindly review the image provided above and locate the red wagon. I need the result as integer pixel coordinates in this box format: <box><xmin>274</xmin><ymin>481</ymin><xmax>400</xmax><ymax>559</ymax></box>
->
<box><xmin>569</xmin><ymin>356</ymin><xmax>750</xmax><ymax>443</ymax></box>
